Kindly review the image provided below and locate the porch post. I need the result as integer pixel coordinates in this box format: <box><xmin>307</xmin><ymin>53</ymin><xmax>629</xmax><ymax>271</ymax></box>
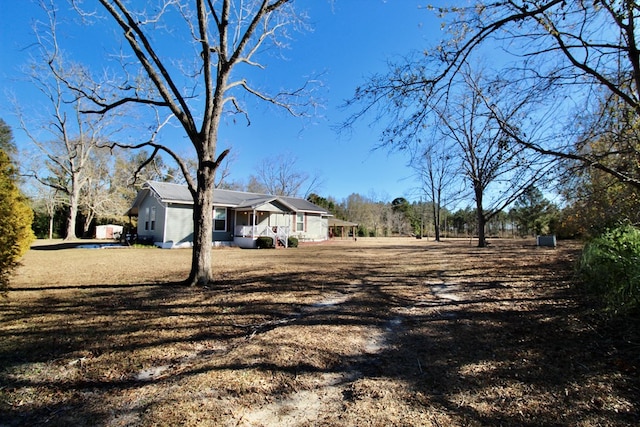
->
<box><xmin>286</xmin><ymin>212</ymin><xmax>291</xmax><ymax>247</ymax></box>
<box><xmin>252</xmin><ymin>209</ymin><xmax>256</xmax><ymax>239</ymax></box>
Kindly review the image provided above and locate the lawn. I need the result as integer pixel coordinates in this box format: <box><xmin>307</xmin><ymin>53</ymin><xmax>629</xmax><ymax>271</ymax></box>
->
<box><xmin>1</xmin><ymin>237</ymin><xmax>638</xmax><ymax>426</ymax></box>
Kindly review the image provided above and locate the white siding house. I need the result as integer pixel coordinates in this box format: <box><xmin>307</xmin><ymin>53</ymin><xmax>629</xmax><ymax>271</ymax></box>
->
<box><xmin>126</xmin><ymin>181</ymin><xmax>330</xmax><ymax>248</ymax></box>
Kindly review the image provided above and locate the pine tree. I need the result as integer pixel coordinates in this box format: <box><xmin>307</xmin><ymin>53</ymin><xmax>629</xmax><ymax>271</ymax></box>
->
<box><xmin>0</xmin><ymin>139</ymin><xmax>35</xmax><ymax>294</ymax></box>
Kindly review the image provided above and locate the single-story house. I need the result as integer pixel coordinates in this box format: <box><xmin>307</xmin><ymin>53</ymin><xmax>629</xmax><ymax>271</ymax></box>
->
<box><xmin>125</xmin><ymin>181</ymin><xmax>331</xmax><ymax>248</ymax></box>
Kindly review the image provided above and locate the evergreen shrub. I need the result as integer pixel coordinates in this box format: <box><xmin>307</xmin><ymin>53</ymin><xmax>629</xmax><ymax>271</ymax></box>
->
<box><xmin>0</xmin><ymin>150</ymin><xmax>35</xmax><ymax>294</ymax></box>
<box><xmin>256</xmin><ymin>236</ymin><xmax>274</xmax><ymax>249</ymax></box>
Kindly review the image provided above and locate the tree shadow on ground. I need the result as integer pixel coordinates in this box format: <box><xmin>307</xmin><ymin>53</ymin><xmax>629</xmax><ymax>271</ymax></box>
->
<box><xmin>1</xmin><ymin>242</ymin><xmax>638</xmax><ymax>425</ymax></box>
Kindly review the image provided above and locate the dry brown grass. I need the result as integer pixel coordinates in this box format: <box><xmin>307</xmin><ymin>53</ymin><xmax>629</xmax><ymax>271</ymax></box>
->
<box><xmin>1</xmin><ymin>237</ymin><xmax>638</xmax><ymax>426</ymax></box>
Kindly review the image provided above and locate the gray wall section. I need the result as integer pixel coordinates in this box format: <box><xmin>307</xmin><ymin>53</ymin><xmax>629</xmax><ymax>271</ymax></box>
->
<box><xmin>137</xmin><ymin>195</ymin><xmax>165</xmax><ymax>243</ymax></box>
<box><xmin>165</xmin><ymin>204</ymin><xmax>194</xmax><ymax>244</ymax></box>
<box><xmin>303</xmin><ymin>213</ymin><xmax>328</xmax><ymax>240</ymax></box>
<box><xmin>146</xmin><ymin>200</ymin><xmax>235</xmax><ymax>244</ymax></box>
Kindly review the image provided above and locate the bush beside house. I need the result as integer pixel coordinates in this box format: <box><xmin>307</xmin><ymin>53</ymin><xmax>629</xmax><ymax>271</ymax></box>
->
<box><xmin>256</xmin><ymin>236</ymin><xmax>274</xmax><ymax>249</ymax></box>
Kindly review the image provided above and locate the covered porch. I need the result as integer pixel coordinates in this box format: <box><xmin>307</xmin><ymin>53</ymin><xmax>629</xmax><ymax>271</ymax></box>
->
<box><xmin>233</xmin><ymin>198</ymin><xmax>295</xmax><ymax>248</ymax></box>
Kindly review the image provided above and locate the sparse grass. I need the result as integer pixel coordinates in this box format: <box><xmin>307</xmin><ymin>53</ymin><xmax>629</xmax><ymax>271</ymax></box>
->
<box><xmin>0</xmin><ymin>237</ymin><xmax>638</xmax><ymax>426</ymax></box>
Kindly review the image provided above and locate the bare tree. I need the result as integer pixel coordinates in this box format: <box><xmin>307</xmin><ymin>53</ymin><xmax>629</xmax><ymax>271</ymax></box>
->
<box><xmin>15</xmin><ymin>3</ymin><xmax>125</xmax><ymax>240</ymax></box>
<box><xmin>344</xmin><ymin>192</ymin><xmax>390</xmax><ymax>237</ymax></box>
<box><xmin>250</xmin><ymin>152</ymin><xmax>322</xmax><ymax>197</ymax></box>
<box><xmin>344</xmin><ymin>193</ymin><xmax>372</xmax><ymax>236</ymax></box>
<box><xmin>214</xmin><ymin>149</ymin><xmax>237</xmax><ymax>189</ymax></box>
<box><xmin>165</xmin><ymin>148</ymin><xmax>235</xmax><ymax>189</ymax></box>
<box><xmin>79</xmin><ymin>147</ymin><xmax>128</xmax><ymax>235</ymax></box>
<box><xmin>108</xmin><ymin>150</ymin><xmax>172</xmax><ymax>213</ymax></box>
<box><xmin>118</xmin><ymin>150</ymin><xmax>173</xmax><ymax>185</ymax></box>
<box><xmin>388</xmin><ymin>209</ymin><xmax>411</xmax><ymax>236</ymax></box>
<box><xmin>19</xmin><ymin>97</ymin><xmax>112</xmax><ymax>240</ymax></box>
<box><xmin>64</xmin><ymin>0</ymin><xmax>318</xmax><ymax>285</ymax></box>
<box><xmin>17</xmin><ymin>80</ymin><xmax>113</xmax><ymax>240</ymax></box>
<box><xmin>30</xmin><ymin>183</ymin><xmax>62</xmax><ymax>240</ymax></box>
<box><xmin>434</xmin><ymin>69</ymin><xmax>551</xmax><ymax>247</ymax></box>
<box><xmin>413</xmin><ymin>140</ymin><xmax>459</xmax><ymax>242</ymax></box>
<box><xmin>345</xmin><ymin>0</ymin><xmax>640</xmax><ymax>189</ymax></box>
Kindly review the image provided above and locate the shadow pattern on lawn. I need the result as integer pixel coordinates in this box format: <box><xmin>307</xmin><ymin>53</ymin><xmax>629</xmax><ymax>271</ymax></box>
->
<box><xmin>1</xmin><ymin>242</ymin><xmax>638</xmax><ymax>426</ymax></box>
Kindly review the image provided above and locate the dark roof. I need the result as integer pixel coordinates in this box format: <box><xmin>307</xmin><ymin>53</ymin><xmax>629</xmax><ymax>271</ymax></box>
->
<box><xmin>329</xmin><ymin>218</ymin><xmax>358</xmax><ymax>227</ymax></box>
<box><xmin>126</xmin><ymin>181</ymin><xmax>330</xmax><ymax>216</ymax></box>
<box><xmin>147</xmin><ymin>181</ymin><xmax>191</xmax><ymax>203</ymax></box>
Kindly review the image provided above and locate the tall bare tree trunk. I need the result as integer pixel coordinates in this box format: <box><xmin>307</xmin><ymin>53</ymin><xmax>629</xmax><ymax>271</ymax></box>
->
<box><xmin>475</xmin><ymin>186</ymin><xmax>487</xmax><ymax>247</ymax></box>
<box><xmin>432</xmin><ymin>202</ymin><xmax>441</xmax><ymax>242</ymax></box>
<box><xmin>189</xmin><ymin>169</ymin><xmax>216</xmax><ymax>286</ymax></box>
<box><xmin>65</xmin><ymin>180</ymin><xmax>80</xmax><ymax>240</ymax></box>
<box><xmin>65</xmin><ymin>204</ymin><xmax>77</xmax><ymax>240</ymax></box>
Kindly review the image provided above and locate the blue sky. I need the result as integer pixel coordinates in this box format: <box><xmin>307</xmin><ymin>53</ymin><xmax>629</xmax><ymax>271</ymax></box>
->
<box><xmin>1</xmin><ymin>1</ymin><xmax>445</xmax><ymax>202</ymax></box>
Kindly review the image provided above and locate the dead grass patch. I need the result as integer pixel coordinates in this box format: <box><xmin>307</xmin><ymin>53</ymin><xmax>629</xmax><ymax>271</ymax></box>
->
<box><xmin>1</xmin><ymin>237</ymin><xmax>638</xmax><ymax>426</ymax></box>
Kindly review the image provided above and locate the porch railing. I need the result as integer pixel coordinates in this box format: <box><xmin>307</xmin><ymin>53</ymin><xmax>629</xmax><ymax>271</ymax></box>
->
<box><xmin>236</xmin><ymin>225</ymin><xmax>257</xmax><ymax>238</ymax></box>
<box><xmin>235</xmin><ymin>225</ymin><xmax>291</xmax><ymax>246</ymax></box>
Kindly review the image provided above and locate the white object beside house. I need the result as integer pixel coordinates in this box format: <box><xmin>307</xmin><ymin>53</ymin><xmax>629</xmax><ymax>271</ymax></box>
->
<box><xmin>125</xmin><ymin>181</ymin><xmax>331</xmax><ymax>248</ymax></box>
<box><xmin>95</xmin><ymin>224</ymin><xmax>124</xmax><ymax>240</ymax></box>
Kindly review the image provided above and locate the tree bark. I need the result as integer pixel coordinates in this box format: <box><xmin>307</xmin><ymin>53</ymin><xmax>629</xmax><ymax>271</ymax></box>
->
<box><xmin>187</xmin><ymin>166</ymin><xmax>216</xmax><ymax>286</ymax></box>
<box><xmin>83</xmin><ymin>212</ymin><xmax>94</xmax><ymax>238</ymax></box>
<box><xmin>432</xmin><ymin>202</ymin><xmax>441</xmax><ymax>242</ymax></box>
<box><xmin>65</xmin><ymin>202</ymin><xmax>78</xmax><ymax>240</ymax></box>
<box><xmin>477</xmin><ymin>214</ymin><xmax>487</xmax><ymax>248</ymax></box>
<box><xmin>475</xmin><ymin>185</ymin><xmax>487</xmax><ymax>247</ymax></box>
<box><xmin>65</xmin><ymin>180</ymin><xmax>80</xmax><ymax>240</ymax></box>
<box><xmin>48</xmin><ymin>214</ymin><xmax>54</xmax><ymax>240</ymax></box>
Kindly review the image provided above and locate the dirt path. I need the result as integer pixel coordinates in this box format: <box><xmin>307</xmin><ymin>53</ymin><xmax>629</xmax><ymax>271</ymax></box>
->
<box><xmin>231</xmin><ymin>288</ymin><xmax>364</xmax><ymax>427</ymax></box>
<box><xmin>228</xmin><ymin>261</ymin><xmax>468</xmax><ymax>426</ymax></box>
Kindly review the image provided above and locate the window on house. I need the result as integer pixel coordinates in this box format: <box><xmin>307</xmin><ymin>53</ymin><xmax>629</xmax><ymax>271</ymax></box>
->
<box><xmin>214</xmin><ymin>207</ymin><xmax>227</xmax><ymax>231</ymax></box>
<box><xmin>150</xmin><ymin>206</ymin><xmax>156</xmax><ymax>231</ymax></box>
<box><xmin>296</xmin><ymin>213</ymin><xmax>304</xmax><ymax>232</ymax></box>
<box><xmin>144</xmin><ymin>207</ymin><xmax>150</xmax><ymax>230</ymax></box>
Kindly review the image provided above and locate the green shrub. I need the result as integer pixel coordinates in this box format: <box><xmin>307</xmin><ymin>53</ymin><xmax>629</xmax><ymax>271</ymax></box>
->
<box><xmin>578</xmin><ymin>225</ymin><xmax>640</xmax><ymax>313</ymax></box>
<box><xmin>287</xmin><ymin>236</ymin><xmax>299</xmax><ymax>248</ymax></box>
<box><xmin>0</xmin><ymin>150</ymin><xmax>35</xmax><ymax>294</ymax></box>
<box><xmin>256</xmin><ymin>236</ymin><xmax>274</xmax><ymax>249</ymax></box>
